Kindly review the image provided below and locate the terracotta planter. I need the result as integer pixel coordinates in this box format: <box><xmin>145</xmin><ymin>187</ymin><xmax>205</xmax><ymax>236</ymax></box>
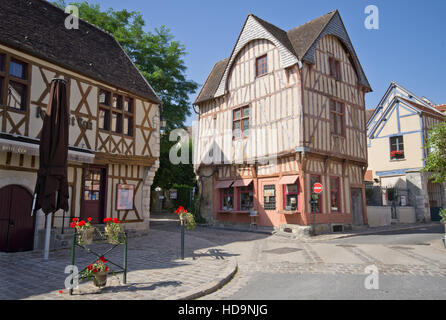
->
<box><xmin>93</xmin><ymin>272</ymin><xmax>107</xmax><ymax>287</ymax></box>
<box><xmin>78</xmin><ymin>228</ymin><xmax>94</xmax><ymax>245</ymax></box>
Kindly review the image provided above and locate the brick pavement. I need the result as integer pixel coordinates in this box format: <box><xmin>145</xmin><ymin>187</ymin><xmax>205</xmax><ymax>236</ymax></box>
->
<box><xmin>0</xmin><ymin>228</ymin><xmax>236</xmax><ymax>300</ymax></box>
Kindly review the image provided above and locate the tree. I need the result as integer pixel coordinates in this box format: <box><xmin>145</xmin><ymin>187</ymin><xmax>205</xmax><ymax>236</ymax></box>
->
<box><xmin>152</xmin><ymin>135</ymin><xmax>195</xmax><ymax>190</ymax></box>
<box><xmin>52</xmin><ymin>1</ymin><xmax>198</xmax><ymax>193</ymax></box>
<box><xmin>52</xmin><ymin>1</ymin><xmax>198</xmax><ymax>131</ymax></box>
<box><xmin>423</xmin><ymin>121</ymin><xmax>446</xmax><ymax>183</ymax></box>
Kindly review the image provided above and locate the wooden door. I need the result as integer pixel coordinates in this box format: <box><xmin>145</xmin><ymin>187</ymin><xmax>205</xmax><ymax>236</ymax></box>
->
<box><xmin>81</xmin><ymin>166</ymin><xmax>107</xmax><ymax>224</ymax></box>
<box><xmin>351</xmin><ymin>188</ymin><xmax>364</xmax><ymax>226</ymax></box>
<box><xmin>0</xmin><ymin>185</ymin><xmax>34</xmax><ymax>252</ymax></box>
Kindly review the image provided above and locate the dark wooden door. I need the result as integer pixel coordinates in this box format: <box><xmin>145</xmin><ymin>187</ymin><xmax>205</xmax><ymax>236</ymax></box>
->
<box><xmin>82</xmin><ymin>167</ymin><xmax>107</xmax><ymax>224</ymax></box>
<box><xmin>351</xmin><ymin>188</ymin><xmax>364</xmax><ymax>226</ymax></box>
<box><xmin>0</xmin><ymin>185</ymin><xmax>34</xmax><ymax>252</ymax></box>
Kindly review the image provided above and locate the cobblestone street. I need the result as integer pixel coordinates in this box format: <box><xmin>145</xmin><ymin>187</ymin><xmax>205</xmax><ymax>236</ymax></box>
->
<box><xmin>0</xmin><ymin>227</ymin><xmax>236</xmax><ymax>300</ymax></box>
<box><xmin>1</xmin><ymin>220</ymin><xmax>445</xmax><ymax>300</ymax></box>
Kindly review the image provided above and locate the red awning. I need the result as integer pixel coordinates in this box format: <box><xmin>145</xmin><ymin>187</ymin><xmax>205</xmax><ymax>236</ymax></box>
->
<box><xmin>215</xmin><ymin>180</ymin><xmax>234</xmax><ymax>189</ymax></box>
<box><xmin>278</xmin><ymin>175</ymin><xmax>299</xmax><ymax>185</ymax></box>
<box><xmin>232</xmin><ymin>179</ymin><xmax>253</xmax><ymax>187</ymax></box>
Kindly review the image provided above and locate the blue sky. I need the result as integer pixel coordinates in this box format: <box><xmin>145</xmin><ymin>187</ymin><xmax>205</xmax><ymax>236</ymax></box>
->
<box><xmin>83</xmin><ymin>0</ymin><xmax>446</xmax><ymax>125</ymax></box>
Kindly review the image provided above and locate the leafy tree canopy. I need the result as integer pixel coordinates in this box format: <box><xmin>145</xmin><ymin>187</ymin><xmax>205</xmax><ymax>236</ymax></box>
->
<box><xmin>423</xmin><ymin>121</ymin><xmax>446</xmax><ymax>183</ymax></box>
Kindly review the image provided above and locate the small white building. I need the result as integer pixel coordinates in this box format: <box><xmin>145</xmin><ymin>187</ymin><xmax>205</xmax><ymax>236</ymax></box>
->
<box><xmin>366</xmin><ymin>82</ymin><xmax>445</xmax><ymax>222</ymax></box>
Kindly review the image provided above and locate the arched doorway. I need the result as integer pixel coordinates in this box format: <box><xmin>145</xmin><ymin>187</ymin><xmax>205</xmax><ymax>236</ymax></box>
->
<box><xmin>0</xmin><ymin>185</ymin><xmax>35</xmax><ymax>252</ymax></box>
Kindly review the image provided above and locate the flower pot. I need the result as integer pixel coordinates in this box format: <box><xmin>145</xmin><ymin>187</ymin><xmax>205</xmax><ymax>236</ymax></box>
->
<box><xmin>105</xmin><ymin>231</ymin><xmax>121</xmax><ymax>244</ymax></box>
<box><xmin>78</xmin><ymin>228</ymin><xmax>94</xmax><ymax>245</ymax></box>
<box><xmin>93</xmin><ymin>272</ymin><xmax>107</xmax><ymax>287</ymax></box>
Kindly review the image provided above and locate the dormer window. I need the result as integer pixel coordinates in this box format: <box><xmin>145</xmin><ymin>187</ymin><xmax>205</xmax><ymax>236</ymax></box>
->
<box><xmin>256</xmin><ymin>55</ymin><xmax>268</xmax><ymax>77</ymax></box>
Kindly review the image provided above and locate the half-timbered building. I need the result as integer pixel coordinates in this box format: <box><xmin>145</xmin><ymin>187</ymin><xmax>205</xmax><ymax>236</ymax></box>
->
<box><xmin>193</xmin><ymin>11</ymin><xmax>371</xmax><ymax>234</ymax></box>
<box><xmin>0</xmin><ymin>0</ymin><xmax>161</xmax><ymax>252</ymax></box>
<box><xmin>366</xmin><ymin>82</ymin><xmax>445</xmax><ymax>222</ymax></box>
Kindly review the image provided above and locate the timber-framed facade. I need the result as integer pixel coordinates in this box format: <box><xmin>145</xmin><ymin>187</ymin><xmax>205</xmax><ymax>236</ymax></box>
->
<box><xmin>194</xmin><ymin>11</ymin><xmax>371</xmax><ymax>234</ymax></box>
<box><xmin>0</xmin><ymin>0</ymin><xmax>160</xmax><ymax>252</ymax></box>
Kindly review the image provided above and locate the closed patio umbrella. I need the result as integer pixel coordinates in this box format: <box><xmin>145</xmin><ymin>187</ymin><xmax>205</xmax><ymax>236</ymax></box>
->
<box><xmin>32</xmin><ymin>78</ymin><xmax>69</xmax><ymax>260</ymax></box>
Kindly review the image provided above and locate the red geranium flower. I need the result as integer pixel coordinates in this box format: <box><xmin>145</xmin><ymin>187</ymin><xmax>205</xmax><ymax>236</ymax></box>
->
<box><xmin>105</xmin><ymin>267</ymin><xmax>109</xmax><ymax>272</ymax></box>
<box><xmin>103</xmin><ymin>217</ymin><xmax>112</xmax><ymax>223</ymax></box>
<box><xmin>69</xmin><ymin>222</ymin><xmax>76</xmax><ymax>228</ymax></box>
<box><xmin>113</xmin><ymin>218</ymin><xmax>119</xmax><ymax>224</ymax></box>
<box><xmin>99</xmin><ymin>256</ymin><xmax>107</xmax><ymax>263</ymax></box>
<box><xmin>175</xmin><ymin>206</ymin><xmax>187</xmax><ymax>214</ymax></box>
<box><xmin>78</xmin><ymin>220</ymin><xmax>86</xmax><ymax>227</ymax></box>
<box><xmin>72</xmin><ymin>217</ymin><xmax>78</xmax><ymax>222</ymax></box>
<box><xmin>87</xmin><ymin>217</ymin><xmax>92</xmax><ymax>222</ymax></box>
<box><xmin>87</xmin><ymin>264</ymin><xmax>93</xmax><ymax>270</ymax></box>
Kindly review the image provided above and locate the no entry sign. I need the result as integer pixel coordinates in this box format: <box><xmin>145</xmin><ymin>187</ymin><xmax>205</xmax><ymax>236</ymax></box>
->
<box><xmin>313</xmin><ymin>183</ymin><xmax>323</xmax><ymax>194</ymax></box>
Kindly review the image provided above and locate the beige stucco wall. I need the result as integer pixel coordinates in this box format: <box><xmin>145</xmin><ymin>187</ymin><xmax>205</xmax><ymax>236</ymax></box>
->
<box><xmin>367</xmin><ymin>112</ymin><xmax>424</xmax><ymax>178</ymax></box>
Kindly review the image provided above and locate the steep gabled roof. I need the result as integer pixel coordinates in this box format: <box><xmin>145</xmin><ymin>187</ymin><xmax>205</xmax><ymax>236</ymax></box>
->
<box><xmin>195</xmin><ymin>58</ymin><xmax>229</xmax><ymax>104</ymax></box>
<box><xmin>0</xmin><ymin>0</ymin><xmax>161</xmax><ymax>104</ymax></box>
<box><xmin>286</xmin><ymin>11</ymin><xmax>337</xmax><ymax>60</ymax></box>
<box><xmin>195</xmin><ymin>10</ymin><xmax>370</xmax><ymax>105</ymax></box>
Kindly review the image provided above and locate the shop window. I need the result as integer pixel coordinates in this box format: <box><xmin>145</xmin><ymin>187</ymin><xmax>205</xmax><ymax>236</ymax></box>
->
<box><xmin>221</xmin><ymin>188</ymin><xmax>234</xmax><ymax>211</ymax></box>
<box><xmin>390</xmin><ymin>135</ymin><xmax>404</xmax><ymax>160</ymax></box>
<box><xmin>283</xmin><ymin>184</ymin><xmax>298</xmax><ymax>211</ymax></box>
<box><xmin>330</xmin><ymin>99</ymin><xmax>344</xmax><ymax>136</ymax></box>
<box><xmin>256</xmin><ymin>55</ymin><xmax>268</xmax><ymax>77</ymax></box>
<box><xmin>310</xmin><ymin>175</ymin><xmax>322</xmax><ymax>213</ymax></box>
<box><xmin>233</xmin><ymin>106</ymin><xmax>249</xmax><ymax>138</ymax></box>
<box><xmin>240</xmin><ymin>185</ymin><xmax>254</xmax><ymax>211</ymax></box>
<box><xmin>330</xmin><ymin>176</ymin><xmax>341</xmax><ymax>212</ymax></box>
<box><xmin>263</xmin><ymin>185</ymin><xmax>276</xmax><ymax>210</ymax></box>
<box><xmin>84</xmin><ymin>169</ymin><xmax>101</xmax><ymax>201</ymax></box>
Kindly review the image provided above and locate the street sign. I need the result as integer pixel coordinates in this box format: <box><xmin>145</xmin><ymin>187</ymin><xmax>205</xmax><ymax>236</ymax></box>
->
<box><xmin>313</xmin><ymin>183</ymin><xmax>323</xmax><ymax>194</ymax></box>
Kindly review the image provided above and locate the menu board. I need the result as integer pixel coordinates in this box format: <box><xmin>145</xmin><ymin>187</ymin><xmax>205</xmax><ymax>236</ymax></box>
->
<box><xmin>116</xmin><ymin>184</ymin><xmax>135</xmax><ymax>210</ymax></box>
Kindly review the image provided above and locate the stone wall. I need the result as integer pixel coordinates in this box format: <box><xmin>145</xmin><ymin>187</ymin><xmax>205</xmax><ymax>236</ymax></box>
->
<box><xmin>406</xmin><ymin>170</ymin><xmax>431</xmax><ymax>222</ymax></box>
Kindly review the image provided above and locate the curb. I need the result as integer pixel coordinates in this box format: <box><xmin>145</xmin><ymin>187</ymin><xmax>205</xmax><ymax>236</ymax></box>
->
<box><xmin>166</xmin><ymin>258</ymin><xmax>238</xmax><ymax>300</ymax></box>
<box><xmin>315</xmin><ymin>223</ymin><xmax>442</xmax><ymax>240</ymax></box>
<box><xmin>199</xmin><ymin>224</ymin><xmax>274</xmax><ymax>235</ymax></box>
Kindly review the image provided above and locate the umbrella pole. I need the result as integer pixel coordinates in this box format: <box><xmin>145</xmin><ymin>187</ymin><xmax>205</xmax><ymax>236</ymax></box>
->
<box><xmin>43</xmin><ymin>212</ymin><xmax>52</xmax><ymax>260</ymax></box>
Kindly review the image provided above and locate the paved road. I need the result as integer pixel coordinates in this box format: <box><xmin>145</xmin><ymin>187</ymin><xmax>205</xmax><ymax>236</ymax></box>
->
<box><xmin>149</xmin><ymin>222</ymin><xmax>446</xmax><ymax>300</ymax></box>
<box><xmin>229</xmin><ymin>273</ymin><xmax>446</xmax><ymax>300</ymax></box>
<box><xmin>327</xmin><ymin>225</ymin><xmax>444</xmax><ymax>245</ymax></box>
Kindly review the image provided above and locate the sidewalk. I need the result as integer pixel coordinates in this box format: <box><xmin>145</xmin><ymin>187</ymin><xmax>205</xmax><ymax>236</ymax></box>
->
<box><xmin>0</xmin><ymin>228</ymin><xmax>237</xmax><ymax>300</ymax></box>
<box><xmin>276</xmin><ymin>222</ymin><xmax>443</xmax><ymax>242</ymax></box>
